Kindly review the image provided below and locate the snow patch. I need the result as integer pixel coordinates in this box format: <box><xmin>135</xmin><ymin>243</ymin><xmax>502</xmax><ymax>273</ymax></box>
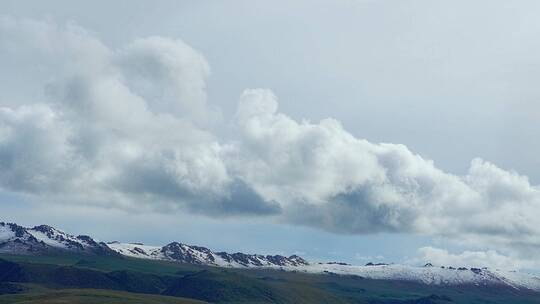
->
<box><xmin>287</xmin><ymin>263</ymin><xmax>540</xmax><ymax>291</ymax></box>
<box><xmin>0</xmin><ymin>224</ymin><xmax>15</xmax><ymax>242</ymax></box>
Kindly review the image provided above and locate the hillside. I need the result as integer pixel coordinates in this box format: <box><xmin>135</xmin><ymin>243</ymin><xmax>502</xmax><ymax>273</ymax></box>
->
<box><xmin>1</xmin><ymin>253</ymin><xmax>540</xmax><ymax>303</ymax></box>
<box><xmin>2</xmin><ymin>221</ymin><xmax>540</xmax><ymax>293</ymax></box>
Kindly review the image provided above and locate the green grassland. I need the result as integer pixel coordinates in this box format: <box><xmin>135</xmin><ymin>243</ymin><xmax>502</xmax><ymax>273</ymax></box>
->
<box><xmin>1</xmin><ymin>253</ymin><xmax>539</xmax><ymax>304</ymax></box>
<box><xmin>0</xmin><ymin>284</ymin><xmax>206</xmax><ymax>304</ymax></box>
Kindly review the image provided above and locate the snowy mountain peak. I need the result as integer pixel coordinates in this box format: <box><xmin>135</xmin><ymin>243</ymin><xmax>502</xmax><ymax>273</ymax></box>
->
<box><xmin>107</xmin><ymin>240</ymin><xmax>308</xmax><ymax>268</ymax></box>
<box><xmin>0</xmin><ymin>222</ymin><xmax>45</xmax><ymax>253</ymax></box>
<box><xmin>0</xmin><ymin>222</ymin><xmax>116</xmax><ymax>256</ymax></box>
<box><xmin>31</xmin><ymin>224</ymin><xmax>58</xmax><ymax>234</ymax></box>
<box><xmin>304</xmin><ymin>262</ymin><xmax>540</xmax><ymax>291</ymax></box>
<box><xmin>102</xmin><ymin>241</ymin><xmax>540</xmax><ymax>291</ymax></box>
<box><xmin>1</xmin><ymin>221</ymin><xmax>539</xmax><ymax>292</ymax></box>
<box><xmin>1</xmin><ymin>223</ymin><xmax>32</xmax><ymax>240</ymax></box>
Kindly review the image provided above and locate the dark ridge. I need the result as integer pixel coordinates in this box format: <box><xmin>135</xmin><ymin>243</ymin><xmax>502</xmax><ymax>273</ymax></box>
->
<box><xmin>163</xmin><ymin>270</ymin><xmax>280</xmax><ymax>303</ymax></box>
<box><xmin>31</xmin><ymin>225</ymin><xmax>56</xmax><ymax>234</ymax></box>
<box><xmin>0</xmin><ymin>258</ymin><xmax>26</xmax><ymax>282</ymax></box>
<box><xmin>366</xmin><ymin>262</ymin><xmax>388</xmax><ymax>266</ymax></box>
<box><xmin>368</xmin><ymin>294</ymin><xmax>453</xmax><ymax>304</ymax></box>
<box><xmin>326</xmin><ymin>261</ymin><xmax>351</xmax><ymax>266</ymax></box>
<box><xmin>0</xmin><ymin>282</ymin><xmax>26</xmax><ymax>295</ymax></box>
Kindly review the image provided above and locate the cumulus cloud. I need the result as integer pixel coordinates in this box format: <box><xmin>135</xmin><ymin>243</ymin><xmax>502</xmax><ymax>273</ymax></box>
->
<box><xmin>116</xmin><ymin>36</ymin><xmax>215</xmax><ymax>125</ymax></box>
<box><xmin>0</xmin><ymin>104</ymin><xmax>77</xmax><ymax>192</ymax></box>
<box><xmin>0</xmin><ymin>17</ymin><xmax>273</xmax><ymax>215</ymax></box>
<box><xmin>230</xmin><ymin>89</ymin><xmax>540</xmax><ymax>259</ymax></box>
<box><xmin>1</xmin><ymin>17</ymin><xmax>540</xmax><ymax>262</ymax></box>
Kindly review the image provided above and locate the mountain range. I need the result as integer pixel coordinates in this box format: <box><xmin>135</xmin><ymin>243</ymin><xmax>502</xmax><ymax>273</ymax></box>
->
<box><xmin>0</xmin><ymin>222</ymin><xmax>307</xmax><ymax>268</ymax></box>
<box><xmin>2</xmin><ymin>221</ymin><xmax>540</xmax><ymax>292</ymax></box>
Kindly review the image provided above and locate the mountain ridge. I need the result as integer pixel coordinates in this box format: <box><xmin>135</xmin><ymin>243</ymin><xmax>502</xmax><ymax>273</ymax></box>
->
<box><xmin>106</xmin><ymin>240</ymin><xmax>308</xmax><ymax>268</ymax></box>
<box><xmin>2</xmin><ymin>221</ymin><xmax>540</xmax><ymax>292</ymax></box>
<box><xmin>0</xmin><ymin>222</ymin><xmax>117</xmax><ymax>256</ymax></box>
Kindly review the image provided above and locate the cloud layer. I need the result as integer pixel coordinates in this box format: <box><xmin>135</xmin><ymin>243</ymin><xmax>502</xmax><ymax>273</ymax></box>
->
<box><xmin>1</xmin><ymin>17</ymin><xmax>540</xmax><ymax>266</ymax></box>
<box><xmin>0</xmin><ymin>17</ymin><xmax>274</xmax><ymax>215</ymax></box>
<box><xmin>231</xmin><ymin>89</ymin><xmax>540</xmax><ymax>261</ymax></box>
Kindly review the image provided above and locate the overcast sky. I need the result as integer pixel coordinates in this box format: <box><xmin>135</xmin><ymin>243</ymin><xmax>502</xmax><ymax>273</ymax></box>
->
<box><xmin>1</xmin><ymin>0</ymin><xmax>540</xmax><ymax>271</ymax></box>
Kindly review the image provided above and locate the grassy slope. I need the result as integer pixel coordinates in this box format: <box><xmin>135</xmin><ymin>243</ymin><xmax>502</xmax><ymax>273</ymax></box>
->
<box><xmin>1</xmin><ymin>254</ymin><xmax>540</xmax><ymax>304</ymax></box>
<box><xmin>0</xmin><ymin>284</ymin><xmax>206</xmax><ymax>304</ymax></box>
<box><xmin>0</xmin><ymin>253</ymin><xmax>203</xmax><ymax>276</ymax></box>
<box><xmin>237</xmin><ymin>268</ymin><xmax>540</xmax><ymax>304</ymax></box>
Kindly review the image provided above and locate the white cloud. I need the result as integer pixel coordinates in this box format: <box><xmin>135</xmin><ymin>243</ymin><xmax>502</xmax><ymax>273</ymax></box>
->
<box><xmin>1</xmin><ymin>17</ymin><xmax>540</xmax><ymax>264</ymax></box>
<box><xmin>116</xmin><ymin>36</ymin><xmax>214</xmax><ymax>125</ymax></box>
<box><xmin>230</xmin><ymin>89</ymin><xmax>540</xmax><ymax>259</ymax></box>
<box><xmin>0</xmin><ymin>104</ymin><xmax>77</xmax><ymax>192</ymax></box>
<box><xmin>0</xmin><ymin>17</ymin><xmax>275</xmax><ymax>215</ymax></box>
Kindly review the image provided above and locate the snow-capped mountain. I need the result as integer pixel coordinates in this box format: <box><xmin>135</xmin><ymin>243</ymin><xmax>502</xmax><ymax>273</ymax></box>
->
<box><xmin>1</xmin><ymin>221</ymin><xmax>540</xmax><ymax>292</ymax></box>
<box><xmin>106</xmin><ymin>242</ymin><xmax>540</xmax><ymax>291</ymax></box>
<box><xmin>0</xmin><ymin>222</ymin><xmax>116</xmax><ymax>256</ymax></box>
<box><xmin>106</xmin><ymin>241</ymin><xmax>308</xmax><ymax>268</ymax></box>
<box><xmin>298</xmin><ymin>262</ymin><xmax>540</xmax><ymax>291</ymax></box>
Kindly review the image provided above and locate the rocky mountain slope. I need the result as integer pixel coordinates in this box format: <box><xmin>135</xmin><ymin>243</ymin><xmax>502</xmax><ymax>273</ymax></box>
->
<box><xmin>2</xmin><ymin>221</ymin><xmax>539</xmax><ymax>292</ymax></box>
<box><xmin>107</xmin><ymin>241</ymin><xmax>308</xmax><ymax>268</ymax></box>
<box><xmin>0</xmin><ymin>222</ymin><xmax>116</xmax><ymax>256</ymax></box>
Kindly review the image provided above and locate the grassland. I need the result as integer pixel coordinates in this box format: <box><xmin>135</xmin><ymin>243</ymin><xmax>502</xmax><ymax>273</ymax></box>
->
<box><xmin>0</xmin><ymin>284</ymin><xmax>205</xmax><ymax>304</ymax></box>
<box><xmin>1</xmin><ymin>253</ymin><xmax>540</xmax><ymax>303</ymax></box>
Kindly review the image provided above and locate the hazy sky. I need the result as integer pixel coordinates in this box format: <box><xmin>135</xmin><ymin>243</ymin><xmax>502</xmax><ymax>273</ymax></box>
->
<box><xmin>1</xmin><ymin>0</ymin><xmax>540</xmax><ymax>271</ymax></box>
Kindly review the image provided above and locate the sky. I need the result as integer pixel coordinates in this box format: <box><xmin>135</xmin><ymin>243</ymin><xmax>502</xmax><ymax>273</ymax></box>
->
<box><xmin>1</xmin><ymin>0</ymin><xmax>540</xmax><ymax>271</ymax></box>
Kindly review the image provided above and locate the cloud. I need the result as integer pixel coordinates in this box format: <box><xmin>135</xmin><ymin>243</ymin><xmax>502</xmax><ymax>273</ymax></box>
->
<box><xmin>116</xmin><ymin>36</ymin><xmax>214</xmax><ymax>125</ymax></box>
<box><xmin>0</xmin><ymin>17</ymin><xmax>272</xmax><ymax>216</ymax></box>
<box><xmin>231</xmin><ymin>89</ymin><xmax>540</xmax><ymax>259</ymax></box>
<box><xmin>1</xmin><ymin>17</ymin><xmax>540</xmax><ymax>262</ymax></box>
<box><xmin>0</xmin><ymin>104</ymin><xmax>77</xmax><ymax>193</ymax></box>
